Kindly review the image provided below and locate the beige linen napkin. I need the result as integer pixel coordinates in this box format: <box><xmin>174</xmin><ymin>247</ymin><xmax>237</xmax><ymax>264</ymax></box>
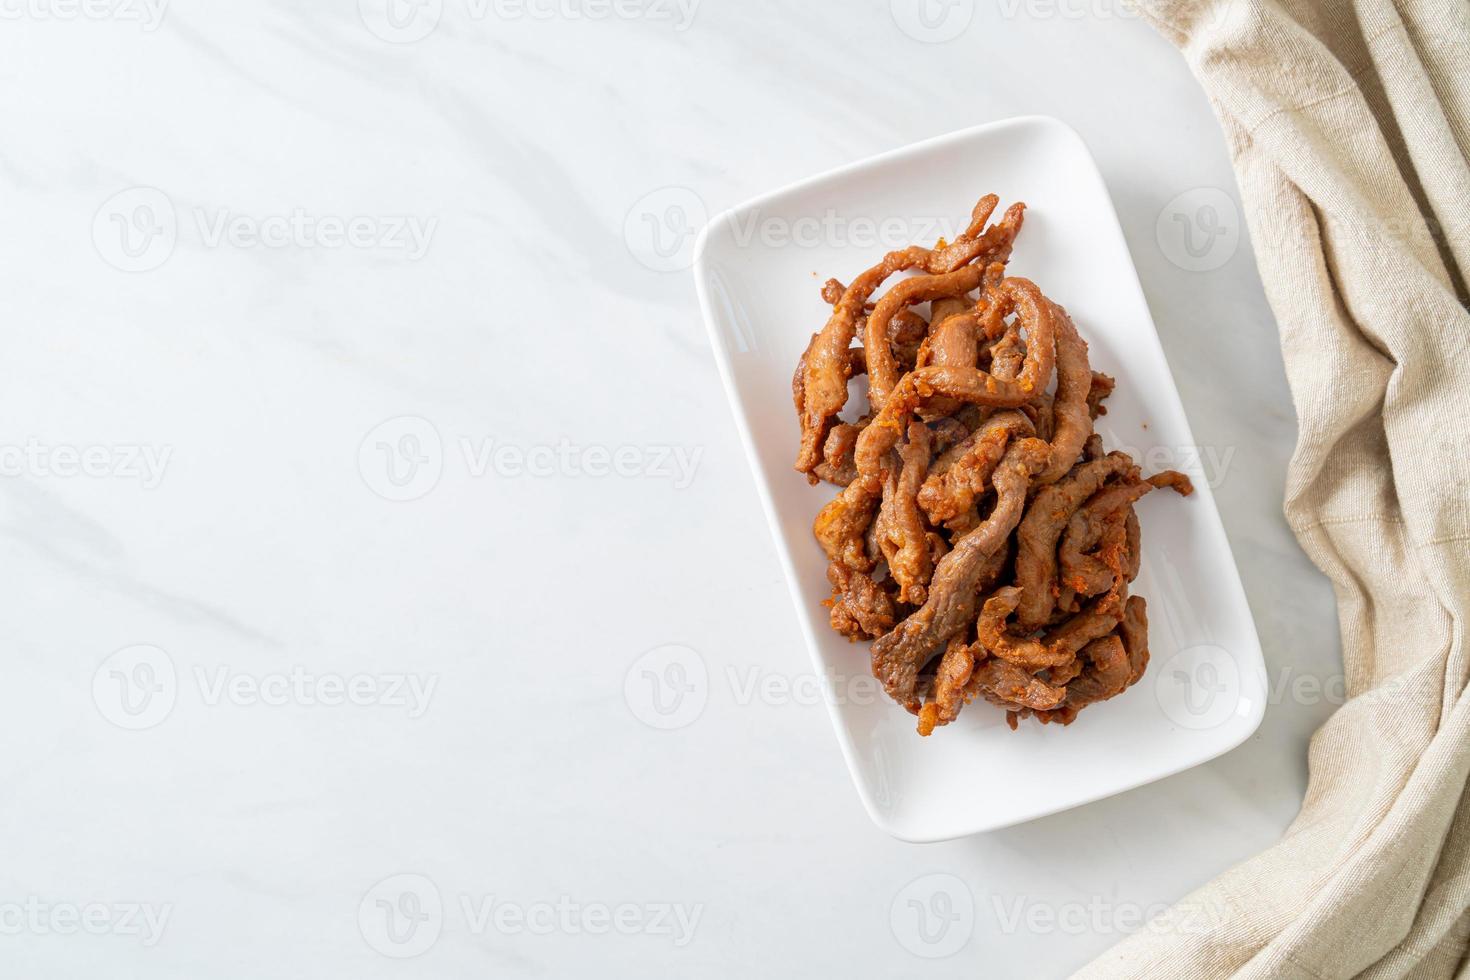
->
<box><xmin>1079</xmin><ymin>1</ymin><xmax>1470</xmax><ymax>977</ymax></box>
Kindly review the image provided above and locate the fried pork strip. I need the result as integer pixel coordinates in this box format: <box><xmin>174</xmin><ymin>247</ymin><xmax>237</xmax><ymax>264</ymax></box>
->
<box><xmin>916</xmin><ymin>410</ymin><xmax>1034</xmax><ymax>529</ymax></box>
<box><xmin>869</xmin><ymin>438</ymin><xmax>1048</xmax><ymax>711</ymax></box>
<box><xmin>826</xmin><ymin>563</ymin><xmax>897</xmax><ymax>641</ymax></box>
<box><xmin>1036</xmin><ymin>302</ymin><xmax>1095</xmax><ymax>485</ymax></box>
<box><xmin>1013</xmin><ymin>453</ymin><xmax>1138</xmax><ymax>630</ymax></box>
<box><xmin>873</xmin><ymin>420</ymin><xmax>935</xmax><ymax>604</ymax></box>
<box><xmin>854</xmin><ymin>277</ymin><xmax>1058</xmax><ymax>478</ymax></box>
<box><xmin>794</xmin><ymin>196</ymin><xmax>1006</xmax><ymax>478</ymax></box>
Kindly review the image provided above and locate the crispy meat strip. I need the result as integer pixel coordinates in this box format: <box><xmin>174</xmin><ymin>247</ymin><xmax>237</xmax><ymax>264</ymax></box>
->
<box><xmin>1058</xmin><ymin>471</ymin><xmax>1194</xmax><ymax>589</ymax></box>
<box><xmin>1024</xmin><ymin>598</ymin><xmax>1152</xmax><ymax>726</ymax></box>
<box><xmin>1120</xmin><ymin>595</ymin><xmax>1149</xmax><ymax>685</ymax></box>
<box><xmin>1062</xmin><ymin>636</ymin><xmax>1131</xmax><ymax>715</ymax></box>
<box><xmin>1025</xmin><ymin>393</ymin><xmax>1055</xmax><ymax>443</ymax></box>
<box><xmin>1036</xmin><ymin>302</ymin><xmax>1095</xmax><ymax>485</ymax></box>
<box><xmin>917</xmin><ymin>297</ymin><xmax>978</xmax><ymax>420</ymax></box>
<box><xmin>917</xmin><ymin>635</ymin><xmax>975</xmax><ymax>736</ymax></box>
<box><xmin>1125</xmin><ymin>509</ymin><xmax>1142</xmax><ymax>582</ymax></box>
<box><xmin>1087</xmin><ymin>371</ymin><xmax>1115</xmax><ymax>419</ymax></box>
<box><xmin>813</xmin><ymin>421</ymin><xmax>862</xmax><ymax>487</ymax></box>
<box><xmin>928</xmin><ymin>414</ymin><xmax>973</xmax><ymax>455</ymax></box>
<box><xmin>855</xmin><ymin>278</ymin><xmax>1058</xmax><ymax>478</ymax></box>
<box><xmin>1044</xmin><ymin>588</ymin><xmax>1128</xmax><ymax>657</ymax></box>
<box><xmin>1048</xmin><ymin>656</ymin><xmax>1086</xmax><ymax>687</ymax></box>
<box><xmin>975</xmin><ymin>587</ymin><xmax>1076</xmax><ymax>670</ymax></box>
<box><xmin>795</xmin><ymin>198</ymin><xmax>1006</xmax><ymax>479</ymax></box>
<box><xmin>1013</xmin><ymin>452</ymin><xmax>1138</xmax><ymax>629</ymax></box>
<box><xmin>826</xmin><ymin>563</ymin><xmax>898</xmax><ymax>641</ymax></box>
<box><xmin>1059</xmin><ymin>508</ymin><xmax>1130</xmax><ymax>601</ymax></box>
<box><xmin>874</xmin><ymin>421</ymin><xmax>935</xmax><ymax>604</ymax></box>
<box><xmin>988</xmin><ymin>323</ymin><xmax>1025</xmax><ymax>380</ymax></box>
<box><xmin>973</xmin><ymin>658</ymin><xmax>1067</xmax><ymax>712</ymax></box>
<box><xmin>865</xmin><ymin>266</ymin><xmax>988</xmax><ymax>409</ymax></box>
<box><xmin>888</xmin><ymin>310</ymin><xmax>928</xmax><ymax>373</ymax></box>
<box><xmin>869</xmin><ymin>438</ymin><xmax>1048</xmax><ymax>711</ymax></box>
<box><xmin>813</xmin><ymin>478</ymin><xmax>881</xmax><ymax>573</ymax></box>
<box><xmin>916</xmin><ymin>410</ymin><xmax>1034</xmax><ymax>529</ymax></box>
<box><xmin>864</xmin><ymin>208</ymin><xmax>1025</xmax><ymax>408</ymax></box>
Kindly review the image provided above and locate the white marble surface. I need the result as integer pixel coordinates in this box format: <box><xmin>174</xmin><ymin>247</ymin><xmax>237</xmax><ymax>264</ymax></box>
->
<box><xmin>0</xmin><ymin>2</ymin><xmax>1342</xmax><ymax>977</ymax></box>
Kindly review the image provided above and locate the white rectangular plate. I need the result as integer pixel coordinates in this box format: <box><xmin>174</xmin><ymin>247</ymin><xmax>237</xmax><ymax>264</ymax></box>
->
<box><xmin>693</xmin><ymin>116</ymin><xmax>1267</xmax><ymax>842</ymax></box>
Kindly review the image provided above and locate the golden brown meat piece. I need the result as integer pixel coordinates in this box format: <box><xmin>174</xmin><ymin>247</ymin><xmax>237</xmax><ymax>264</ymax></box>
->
<box><xmin>1120</xmin><ymin>595</ymin><xmax>1149</xmax><ymax>685</ymax></box>
<box><xmin>813</xmin><ymin>478</ymin><xmax>881</xmax><ymax>573</ymax></box>
<box><xmin>795</xmin><ymin>197</ymin><xmax>1015</xmax><ymax>479</ymax></box>
<box><xmin>1044</xmin><ymin>588</ymin><xmax>1130</xmax><ymax>658</ymax></box>
<box><xmin>855</xmin><ymin>278</ymin><xmax>1058</xmax><ymax>478</ymax></box>
<box><xmin>864</xmin><ymin>210</ymin><xmax>1025</xmax><ymax>408</ymax></box>
<box><xmin>873</xmin><ymin>421</ymin><xmax>935</xmax><ymax>604</ymax></box>
<box><xmin>973</xmin><ymin>658</ymin><xmax>1067</xmax><ymax>712</ymax></box>
<box><xmin>1013</xmin><ymin>452</ymin><xmax>1138</xmax><ymax>630</ymax></box>
<box><xmin>826</xmin><ymin>563</ymin><xmax>898</xmax><ymax>641</ymax></box>
<box><xmin>1036</xmin><ymin>302</ymin><xmax>1095</xmax><ymax>485</ymax></box>
<box><xmin>975</xmin><ymin>587</ymin><xmax>1076</xmax><ymax>670</ymax></box>
<box><xmin>917</xmin><ymin>410</ymin><xmax>1034</xmax><ymax>529</ymax></box>
<box><xmin>888</xmin><ymin>310</ymin><xmax>929</xmax><ymax>373</ymax></box>
<box><xmin>1057</xmin><ymin>471</ymin><xmax>1193</xmax><ymax>595</ymax></box>
<box><xmin>813</xmin><ymin>422</ymin><xmax>862</xmax><ymax>487</ymax></box>
<box><xmin>1057</xmin><ymin>508</ymin><xmax>1130</xmax><ymax>609</ymax></box>
<box><xmin>1087</xmin><ymin>371</ymin><xmax>1116</xmax><ymax>419</ymax></box>
<box><xmin>869</xmin><ymin>438</ymin><xmax>1048</xmax><ymax>711</ymax></box>
<box><xmin>917</xmin><ymin>636</ymin><xmax>976</xmax><ymax>737</ymax></box>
